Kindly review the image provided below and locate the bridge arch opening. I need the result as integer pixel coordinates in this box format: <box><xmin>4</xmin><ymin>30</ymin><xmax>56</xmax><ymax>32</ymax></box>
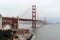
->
<box><xmin>2</xmin><ymin>24</ymin><xmax>12</xmax><ymax>30</ymax></box>
<box><xmin>3</xmin><ymin>25</ymin><xmax>11</xmax><ymax>30</ymax></box>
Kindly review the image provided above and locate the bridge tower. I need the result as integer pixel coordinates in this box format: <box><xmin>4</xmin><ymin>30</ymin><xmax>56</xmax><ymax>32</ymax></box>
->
<box><xmin>32</xmin><ymin>5</ymin><xmax>36</xmax><ymax>28</ymax></box>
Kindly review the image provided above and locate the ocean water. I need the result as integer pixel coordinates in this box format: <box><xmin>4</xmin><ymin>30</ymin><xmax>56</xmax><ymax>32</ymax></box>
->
<box><xmin>19</xmin><ymin>24</ymin><xmax>60</xmax><ymax>40</ymax></box>
<box><xmin>30</xmin><ymin>24</ymin><xmax>60</xmax><ymax>40</ymax></box>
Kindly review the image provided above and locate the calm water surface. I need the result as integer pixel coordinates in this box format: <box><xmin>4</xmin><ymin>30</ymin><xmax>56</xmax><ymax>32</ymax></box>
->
<box><xmin>30</xmin><ymin>24</ymin><xmax>60</xmax><ymax>40</ymax></box>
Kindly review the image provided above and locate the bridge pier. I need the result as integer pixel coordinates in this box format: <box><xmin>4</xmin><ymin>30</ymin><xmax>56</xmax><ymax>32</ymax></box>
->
<box><xmin>11</xmin><ymin>18</ymin><xmax>18</xmax><ymax>29</ymax></box>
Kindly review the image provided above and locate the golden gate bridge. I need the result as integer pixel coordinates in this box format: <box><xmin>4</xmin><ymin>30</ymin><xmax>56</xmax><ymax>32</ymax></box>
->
<box><xmin>1</xmin><ymin>5</ymin><xmax>46</xmax><ymax>29</ymax></box>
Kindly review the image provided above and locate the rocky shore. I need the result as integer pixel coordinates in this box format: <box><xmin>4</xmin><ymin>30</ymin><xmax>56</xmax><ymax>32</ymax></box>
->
<box><xmin>0</xmin><ymin>29</ymin><xmax>33</xmax><ymax>40</ymax></box>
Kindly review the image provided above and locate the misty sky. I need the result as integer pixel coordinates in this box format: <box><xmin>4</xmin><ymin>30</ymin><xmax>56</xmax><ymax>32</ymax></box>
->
<box><xmin>0</xmin><ymin>0</ymin><xmax>60</xmax><ymax>20</ymax></box>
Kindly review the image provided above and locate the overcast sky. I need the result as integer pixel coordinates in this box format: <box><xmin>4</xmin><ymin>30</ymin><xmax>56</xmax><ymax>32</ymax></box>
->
<box><xmin>0</xmin><ymin>0</ymin><xmax>60</xmax><ymax>20</ymax></box>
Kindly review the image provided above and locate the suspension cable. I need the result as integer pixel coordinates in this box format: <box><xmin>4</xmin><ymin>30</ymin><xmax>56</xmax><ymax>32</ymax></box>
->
<box><xmin>16</xmin><ymin>7</ymin><xmax>31</xmax><ymax>18</ymax></box>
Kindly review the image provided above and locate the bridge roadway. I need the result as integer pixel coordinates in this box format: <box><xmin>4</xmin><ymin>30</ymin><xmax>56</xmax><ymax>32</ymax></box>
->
<box><xmin>2</xmin><ymin>17</ymin><xmax>45</xmax><ymax>23</ymax></box>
